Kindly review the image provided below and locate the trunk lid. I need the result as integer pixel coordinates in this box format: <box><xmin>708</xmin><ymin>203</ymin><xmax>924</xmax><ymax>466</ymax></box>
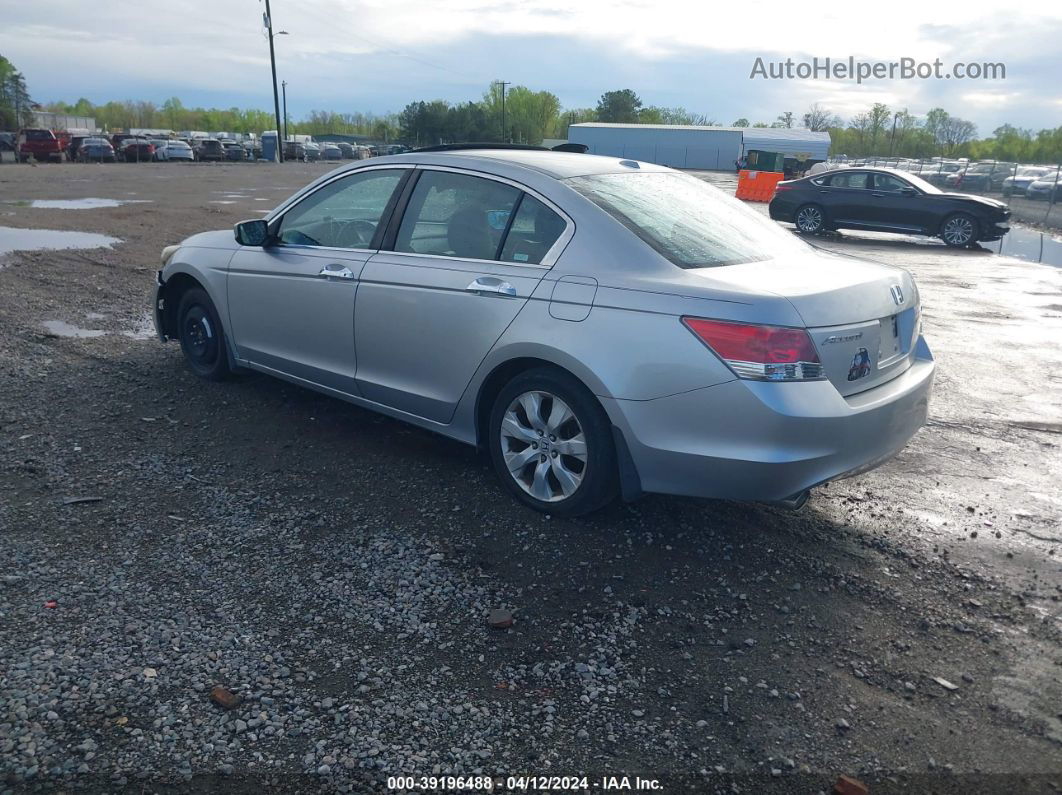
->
<box><xmin>689</xmin><ymin>250</ymin><xmax>920</xmax><ymax>396</ymax></box>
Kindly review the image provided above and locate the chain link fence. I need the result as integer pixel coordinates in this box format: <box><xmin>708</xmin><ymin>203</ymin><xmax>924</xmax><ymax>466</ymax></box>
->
<box><xmin>824</xmin><ymin>156</ymin><xmax>1062</xmax><ymax>231</ymax></box>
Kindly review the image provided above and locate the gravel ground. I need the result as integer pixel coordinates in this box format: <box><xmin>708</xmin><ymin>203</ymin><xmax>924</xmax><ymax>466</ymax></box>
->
<box><xmin>1</xmin><ymin>162</ymin><xmax>1061</xmax><ymax>794</ymax></box>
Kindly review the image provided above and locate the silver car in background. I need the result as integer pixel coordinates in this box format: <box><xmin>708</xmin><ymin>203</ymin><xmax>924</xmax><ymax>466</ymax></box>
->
<box><xmin>153</xmin><ymin>150</ymin><xmax>934</xmax><ymax>515</ymax></box>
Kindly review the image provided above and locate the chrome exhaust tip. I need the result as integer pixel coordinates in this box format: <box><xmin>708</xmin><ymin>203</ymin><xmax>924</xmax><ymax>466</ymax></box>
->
<box><xmin>774</xmin><ymin>489</ymin><xmax>811</xmax><ymax>510</ymax></box>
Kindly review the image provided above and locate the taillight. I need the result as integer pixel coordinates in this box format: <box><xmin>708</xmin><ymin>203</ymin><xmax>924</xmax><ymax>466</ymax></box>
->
<box><xmin>682</xmin><ymin>317</ymin><xmax>823</xmax><ymax>381</ymax></box>
<box><xmin>774</xmin><ymin>183</ymin><xmax>794</xmax><ymax>192</ymax></box>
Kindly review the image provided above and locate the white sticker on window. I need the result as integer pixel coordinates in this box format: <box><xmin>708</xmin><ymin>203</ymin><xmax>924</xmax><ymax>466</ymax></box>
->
<box><xmin>513</xmin><ymin>253</ymin><xmax>529</xmax><ymax>262</ymax></box>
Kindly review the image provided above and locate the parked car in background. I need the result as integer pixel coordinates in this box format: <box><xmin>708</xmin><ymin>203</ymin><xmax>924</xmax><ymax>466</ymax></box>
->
<box><xmin>355</xmin><ymin>145</ymin><xmax>372</xmax><ymax>159</ymax></box>
<box><xmin>1001</xmin><ymin>167</ymin><xmax>1054</xmax><ymax>197</ymax></box>
<box><xmin>1026</xmin><ymin>174</ymin><xmax>1062</xmax><ymax>202</ymax></box>
<box><xmin>336</xmin><ymin>142</ymin><xmax>356</xmax><ymax>159</ymax></box>
<box><xmin>282</xmin><ymin>140</ymin><xmax>306</xmax><ymax>161</ymax></box>
<box><xmin>119</xmin><ymin>138</ymin><xmax>156</xmax><ymax>162</ymax></box>
<box><xmin>770</xmin><ymin>167</ymin><xmax>1010</xmax><ymax>247</ymax></box>
<box><xmin>152</xmin><ymin>150</ymin><xmax>934</xmax><ymax>516</ymax></box>
<box><xmin>196</xmin><ymin>139</ymin><xmax>226</xmax><ymax>162</ymax></box>
<box><xmin>0</xmin><ymin>132</ymin><xmax>14</xmax><ymax>154</ymax></box>
<box><xmin>155</xmin><ymin>139</ymin><xmax>195</xmax><ymax>162</ymax></box>
<box><xmin>17</xmin><ymin>128</ymin><xmax>65</xmax><ymax>163</ymax></box>
<box><xmin>947</xmin><ymin>162</ymin><xmax>1013</xmax><ymax>192</ymax></box>
<box><xmin>302</xmin><ymin>142</ymin><xmax>321</xmax><ymax>161</ymax></box>
<box><xmin>76</xmin><ymin>137</ymin><xmax>116</xmax><ymax>163</ymax></box>
<box><xmin>320</xmin><ymin>142</ymin><xmax>343</xmax><ymax>161</ymax></box>
<box><xmin>242</xmin><ymin>140</ymin><xmax>262</xmax><ymax>159</ymax></box>
<box><xmin>916</xmin><ymin>161</ymin><xmax>963</xmax><ymax>187</ymax></box>
<box><xmin>223</xmin><ymin>141</ymin><xmax>246</xmax><ymax>161</ymax></box>
<box><xmin>67</xmin><ymin>135</ymin><xmax>90</xmax><ymax>161</ymax></box>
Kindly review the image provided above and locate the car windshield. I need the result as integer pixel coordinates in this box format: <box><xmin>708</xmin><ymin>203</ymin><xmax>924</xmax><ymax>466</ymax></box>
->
<box><xmin>566</xmin><ymin>171</ymin><xmax>810</xmax><ymax>269</ymax></box>
<box><xmin>894</xmin><ymin>171</ymin><xmax>942</xmax><ymax>194</ymax></box>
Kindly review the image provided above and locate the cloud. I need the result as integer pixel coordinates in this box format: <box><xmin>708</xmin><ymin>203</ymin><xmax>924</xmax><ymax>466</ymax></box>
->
<box><xmin>1</xmin><ymin>0</ymin><xmax>1059</xmax><ymax>131</ymax></box>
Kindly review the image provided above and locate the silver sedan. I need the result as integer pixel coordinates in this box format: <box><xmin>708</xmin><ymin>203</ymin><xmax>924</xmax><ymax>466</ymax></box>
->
<box><xmin>153</xmin><ymin>149</ymin><xmax>934</xmax><ymax>515</ymax></box>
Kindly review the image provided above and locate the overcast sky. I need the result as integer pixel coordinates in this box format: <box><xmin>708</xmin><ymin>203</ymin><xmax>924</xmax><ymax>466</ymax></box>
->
<box><xmin>3</xmin><ymin>0</ymin><xmax>1061</xmax><ymax>133</ymax></box>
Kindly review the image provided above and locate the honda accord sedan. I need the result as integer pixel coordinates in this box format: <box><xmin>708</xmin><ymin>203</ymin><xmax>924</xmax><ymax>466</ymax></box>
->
<box><xmin>153</xmin><ymin>150</ymin><xmax>934</xmax><ymax>515</ymax></box>
<box><xmin>770</xmin><ymin>167</ymin><xmax>1010</xmax><ymax>247</ymax></box>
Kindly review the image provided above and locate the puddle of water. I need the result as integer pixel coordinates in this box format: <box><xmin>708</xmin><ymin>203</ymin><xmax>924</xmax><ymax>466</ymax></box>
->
<box><xmin>0</xmin><ymin>227</ymin><xmax>121</xmax><ymax>257</ymax></box>
<box><xmin>210</xmin><ymin>200</ymin><xmax>236</xmax><ymax>205</ymax></box>
<box><xmin>985</xmin><ymin>228</ymin><xmax>1062</xmax><ymax>267</ymax></box>
<box><xmin>42</xmin><ymin>320</ymin><xmax>106</xmax><ymax>339</ymax></box>
<box><xmin>15</xmin><ymin>198</ymin><xmax>150</xmax><ymax>210</ymax></box>
<box><xmin>123</xmin><ymin>313</ymin><xmax>156</xmax><ymax>340</ymax></box>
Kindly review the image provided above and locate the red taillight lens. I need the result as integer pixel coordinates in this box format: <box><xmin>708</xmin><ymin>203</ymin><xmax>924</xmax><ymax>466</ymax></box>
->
<box><xmin>682</xmin><ymin>317</ymin><xmax>823</xmax><ymax>381</ymax></box>
<box><xmin>774</xmin><ymin>183</ymin><xmax>794</xmax><ymax>192</ymax></box>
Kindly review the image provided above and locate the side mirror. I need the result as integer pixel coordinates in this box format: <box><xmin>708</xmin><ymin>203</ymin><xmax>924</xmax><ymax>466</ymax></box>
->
<box><xmin>899</xmin><ymin>187</ymin><xmax>917</xmax><ymax>197</ymax></box>
<box><xmin>234</xmin><ymin>219</ymin><xmax>270</xmax><ymax>246</ymax></box>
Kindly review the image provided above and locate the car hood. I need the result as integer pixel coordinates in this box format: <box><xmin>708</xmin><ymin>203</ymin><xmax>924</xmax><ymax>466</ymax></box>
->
<box><xmin>181</xmin><ymin>230</ymin><xmax>239</xmax><ymax>250</ymax></box>
<box><xmin>936</xmin><ymin>192</ymin><xmax>1008</xmax><ymax>210</ymax></box>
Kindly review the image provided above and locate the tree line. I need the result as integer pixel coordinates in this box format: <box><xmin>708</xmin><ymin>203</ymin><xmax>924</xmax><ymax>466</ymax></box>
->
<box><xmin>6</xmin><ymin>49</ymin><xmax>1061</xmax><ymax>163</ymax></box>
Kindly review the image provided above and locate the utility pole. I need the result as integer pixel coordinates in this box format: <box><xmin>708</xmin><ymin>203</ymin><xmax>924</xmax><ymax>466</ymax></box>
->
<box><xmin>495</xmin><ymin>80</ymin><xmax>510</xmax><ymax>142</ymax></box>
<box><xmin>889</xmin><ymin>111</ymin><xmax>902</xmax><ymax>157</ymax></box>
<box><xmin>263</xmin><ymin>0</ymin><xmax>284</xmax><ymax>162</ymax></box>
<box><xmin>282</xmin><ymin>81</ymin><xmax>288</xmax><ymax>143</ymax></box>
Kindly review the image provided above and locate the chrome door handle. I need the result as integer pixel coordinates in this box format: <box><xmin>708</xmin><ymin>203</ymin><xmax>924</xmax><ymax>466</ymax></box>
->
<box><xmin>318</xmin><ymin>264</ymin><xmax>355</xmax><ymax>279</ymax></box>
<box><xmin>466</xmin><ymin>277</ymin><xmax>517</xmax><ymax>297</ymax></box>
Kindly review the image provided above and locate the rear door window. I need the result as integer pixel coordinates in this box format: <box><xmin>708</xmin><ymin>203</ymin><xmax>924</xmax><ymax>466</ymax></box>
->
<box><xmin>394</xmin><ymin>170</ymin><xmax>520</xmax><ymax>261</ymax></box>
<box><xmin>829</xmin><ymin>172</ymin><xmax>870</xmax><ymax>189</ymax></box>
<box><xmin>499</xmin><ymin>195</ymin><xmax>566</xmax><ymax>265</ymax></box>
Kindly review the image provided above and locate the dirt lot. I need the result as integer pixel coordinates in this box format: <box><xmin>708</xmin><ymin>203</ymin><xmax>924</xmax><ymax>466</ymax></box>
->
<box><xmin>1</xmin><ymin>161</ymin><xmax>1061</xmax><ymax>793</ymax></box>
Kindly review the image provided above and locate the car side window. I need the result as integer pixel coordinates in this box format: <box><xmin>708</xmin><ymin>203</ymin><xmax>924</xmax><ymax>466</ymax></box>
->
<box><xmin>873</xmin><ymin>174</ymin><xmax>909</xmax><ymax>192</ymax></box>
<box><xmin>278</xmin><ymin>169</ymin><xmax>403</xmax><ymax>250</ymax></box>
<box><xmin>831</xmin><ymin>172</ymin><xmax>869</xmax><ymax>189</ymax></box>
<box><xmin>498</xmin><ymin>195</ymin><xmax>566</xmax><ymax>265</ymax></box>
<box><xmin>395</xmin><ymin>171</ymin><xmax>521</xmax><ymax>261</ymax></box>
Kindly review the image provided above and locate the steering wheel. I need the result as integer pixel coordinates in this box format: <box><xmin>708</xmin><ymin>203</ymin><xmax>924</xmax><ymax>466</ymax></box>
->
<box><xmin>329</xmin><ymin>219</ymin><xmax>376</xmax><ymax>248</ymax></box>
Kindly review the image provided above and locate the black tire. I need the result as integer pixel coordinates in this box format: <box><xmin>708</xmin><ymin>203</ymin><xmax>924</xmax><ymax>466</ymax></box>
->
<box><xmin>488</xmin><ymin>367</ymin><xmax>617</xmax><ymax>517</ymax></box>
<box><xmin>794</xmin><ymin>203</ymin><xmax>825</xmax><ymax>234</ymax></box>
<box><xmin>176</xmin><ymin>287</ymin><xmax>231</xmax><ymax>380</ymax></box>
<box><xmin>940</xmin><ymin>212</ymin><xmax>979</xmax><ymax>248</ymax></box>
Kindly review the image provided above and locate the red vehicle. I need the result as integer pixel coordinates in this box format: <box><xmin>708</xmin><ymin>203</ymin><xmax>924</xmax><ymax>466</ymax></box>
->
<box><xmin>119</xmin><ymin>137</ymin><xmax>156</xmax><ymax>162</ymax></box>
<box><xmin>16</xmin><ymin>128</ymin><xmax>65</xmax><ymax>163</ymax></box>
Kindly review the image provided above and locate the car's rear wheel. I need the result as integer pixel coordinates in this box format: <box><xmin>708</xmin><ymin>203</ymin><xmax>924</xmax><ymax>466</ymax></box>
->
<box><xmin>794</xmin><ymin>203</ymin><xmax>825</xmax><ymax>234</ymax></box>
<box><xmin>941</xmin><ymin>213</ymin><xmax>979</xmax><ymax>247</ymax></box>
<box><xmin>489</xmin><ymin>368</ymin><xmax>617</xmax><ymax>516</ymax></box>
<box><xmin>176</xmin><ymin>287</ymin><xmax>231</xmax><ymax>380</ymax></box>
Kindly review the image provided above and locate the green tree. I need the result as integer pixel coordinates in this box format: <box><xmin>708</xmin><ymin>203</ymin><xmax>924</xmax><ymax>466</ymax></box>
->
<box><xmin>731</xmin><ymin>118</ymin><xmax>750</xmax><ymax>127</ymax></box>
<box><xmin>595</xmin><ymin>89</ymin><xmax>642</xmax><ymax>123</ymax></box>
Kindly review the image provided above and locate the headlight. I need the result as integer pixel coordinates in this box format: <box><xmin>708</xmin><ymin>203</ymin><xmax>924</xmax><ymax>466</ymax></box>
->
<box><xmin>160</xmin><ymin>245</ymin><xmax>180</xmax><ymax>266</ymax></box>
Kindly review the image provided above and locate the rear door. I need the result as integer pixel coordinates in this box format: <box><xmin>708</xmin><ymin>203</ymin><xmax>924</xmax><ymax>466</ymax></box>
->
<box><xmin>354</xmin><ymin>167</ymin><xmax>571</xmax><ymax>423</ymax></box>
<box><xmin>226</xmin><ymin>166</ymin><xmax>408</xmax><ymax>395</ymax></box>
<box><xmin>821</xmin><ymin>171</ymin><xmax>874</xmax><ymax>226</ymax></box>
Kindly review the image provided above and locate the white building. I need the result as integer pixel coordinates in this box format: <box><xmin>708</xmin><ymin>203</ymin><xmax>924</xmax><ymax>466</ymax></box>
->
<box><xmin>568</xmin><ymin>123</ymin><xmax>830</xmax><ymax>170</ymax></box>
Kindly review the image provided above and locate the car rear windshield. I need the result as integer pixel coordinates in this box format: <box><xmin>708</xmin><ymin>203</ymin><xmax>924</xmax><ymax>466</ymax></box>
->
<box><xmin>25</xmin><ymin>130</ymin><xmax>55</xmax><ymax>140</ymax></box>
<box><xmin>565</xmin><ymin>171</ymin><xmax>808</xmax><ymax>268</ymax></box>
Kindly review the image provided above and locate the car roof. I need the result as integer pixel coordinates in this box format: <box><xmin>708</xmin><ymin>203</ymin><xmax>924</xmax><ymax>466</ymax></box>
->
<box><xmin>369</xmin><ymin>149</ymin><xmax>672</xmax><ymax>179</ymax></box>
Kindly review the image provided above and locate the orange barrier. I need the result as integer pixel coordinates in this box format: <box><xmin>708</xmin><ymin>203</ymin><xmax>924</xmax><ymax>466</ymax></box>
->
<box><xmin>735</xmin><ymin>169</ymin><xmax>785</xmax><ymax>202</ymax></box>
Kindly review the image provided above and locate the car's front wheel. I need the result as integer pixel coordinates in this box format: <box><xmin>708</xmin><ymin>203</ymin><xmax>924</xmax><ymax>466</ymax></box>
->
<box><xmin>176</xmin><ymin>287</ymin><xmax>231</xmax><ymax>380</ymax></box>
<box><xmin>941</xmin><ymin>213</ymin><xmax>979</xmax><ymax>247</ymax></box>
<box><xmin>489</xmin><ymin>368</ymin><xmax>617</xmax><ymax>516</ymax></box>
<box><xmin>794</xmin><ymin>203</ymin><xmax>825</xmax><ymax>234</ymax></box>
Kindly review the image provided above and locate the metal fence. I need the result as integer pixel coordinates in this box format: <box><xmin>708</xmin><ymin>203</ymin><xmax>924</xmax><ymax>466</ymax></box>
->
<box><xmin>824</xmin><ymin>156</ymin><xmax>1062</xmax><ymax>231</ymax></box>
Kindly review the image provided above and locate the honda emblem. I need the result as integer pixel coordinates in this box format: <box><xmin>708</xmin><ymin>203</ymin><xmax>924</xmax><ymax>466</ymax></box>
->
<box><xmin>890</xmin><ymin>285</ymin><xmax>904</xmax><ymax>305</ymax></box>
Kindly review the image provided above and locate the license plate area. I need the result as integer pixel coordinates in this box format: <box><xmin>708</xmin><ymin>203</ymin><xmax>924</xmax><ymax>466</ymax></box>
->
<box><xmin>878</xmin><ymin>314</ymin><xmax>902</xmax><ymax>365</ymax></box>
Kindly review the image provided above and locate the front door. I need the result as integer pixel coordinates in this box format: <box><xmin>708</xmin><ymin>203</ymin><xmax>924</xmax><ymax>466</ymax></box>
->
<box><xmin>226</xmin><ymin>167</ymin><xmax>407</xmax><ymax>395</ymax></box>
<box><xmin>866</xmin><ymin>172</ymin><xmax>934</xmax><ymax>232</ymax></box>
<box><xmin>354</xmin><ymin>168</ymin><xmax>570</xmax><ymax>423</ymax></box>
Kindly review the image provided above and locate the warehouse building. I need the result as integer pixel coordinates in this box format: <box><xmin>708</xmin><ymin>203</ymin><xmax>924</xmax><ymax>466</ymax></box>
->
<box><xmin>568</xmin><ymin>123</ymin><xmax>830</xmax><ymax>170</ymax></box>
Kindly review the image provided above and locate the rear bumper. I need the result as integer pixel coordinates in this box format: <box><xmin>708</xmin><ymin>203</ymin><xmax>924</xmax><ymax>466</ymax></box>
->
<box><xmin>605</xmin><ymin>338</ymin><xmax>934</xmax><ymax>502</ymax></box>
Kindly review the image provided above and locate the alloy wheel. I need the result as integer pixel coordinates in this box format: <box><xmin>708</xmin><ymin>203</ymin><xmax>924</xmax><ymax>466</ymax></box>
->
<box><xmin>942</xmin><ymin>216</ymin><xmax>974</xmax><ymax>246</ymax></box>
<box><xmin>499</xmin><ymin>390</ymin><xmax>587</xmax><ymax>503</ymax></box>
<box><xmin>796</xmin><ymin>206</ymin><xmax>823</xmax><ymax>233</ymax></box>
